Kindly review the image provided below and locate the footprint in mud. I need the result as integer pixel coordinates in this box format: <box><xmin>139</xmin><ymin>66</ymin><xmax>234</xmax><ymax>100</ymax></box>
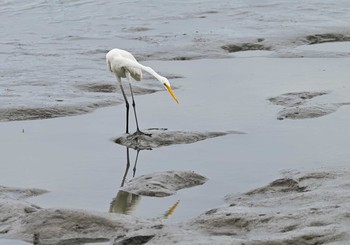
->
<box><xmin>114</xmin><ymin>128</ymin><xmax>245</xmax><ymax>150</ymax></box>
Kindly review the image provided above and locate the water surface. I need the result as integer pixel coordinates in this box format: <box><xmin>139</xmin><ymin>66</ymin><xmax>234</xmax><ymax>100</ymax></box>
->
<box><xmin>1</xmin><ymin>58</ymin><xmax>350</xmax><ymax>224</ymax></box>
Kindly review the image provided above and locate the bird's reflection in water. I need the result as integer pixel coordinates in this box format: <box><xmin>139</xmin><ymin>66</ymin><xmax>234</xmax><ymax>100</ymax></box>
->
<box><xmin>110</xmin><ymin>147</ymin><xmax>180</xmax><ymax>218</ymax></box>
<box><xmin>109</xmin><ymin>190</ymin><xmax>140</xmax><ymax>214</ymax></box>
<box><xmin>163</xmin><ymin>200</ymin><xmax>180</xmax><ymax>219</ymax></box>
<box><xmin>110</xmin><ymin>147</ymin><xmax>141</xmax><ymax>215</ymax></box>
<box><xmin>120</xmin><ymin>147</ymin><xmax>140</xmax><ymax>187</ymax></box>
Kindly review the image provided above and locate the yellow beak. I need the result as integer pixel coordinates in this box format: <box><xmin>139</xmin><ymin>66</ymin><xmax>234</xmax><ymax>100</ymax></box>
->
<box><xmin>164</xmin><ymin>84</ymin><xmax>179</xmax><ymax>104</ymax></box>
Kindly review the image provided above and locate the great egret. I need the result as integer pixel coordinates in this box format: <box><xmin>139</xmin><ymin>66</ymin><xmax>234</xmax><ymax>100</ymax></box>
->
<box><xmin>106</xmin><ymin>48</ymin><xmax>179</xmax><ymax>135</ymax></box>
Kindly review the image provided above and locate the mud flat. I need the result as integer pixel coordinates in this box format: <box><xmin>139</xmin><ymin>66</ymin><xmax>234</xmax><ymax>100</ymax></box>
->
<box><xmin>0</xmin><ymin>81</ymin><xmax>171</xmax><ymax>122</ymax></box>
<box><xmin>268</xmin><ymin>91</ymin><xmax>350</xmax><ymax>120</ymax></box>
<box><xmin>1</xmin><ymin>43</ymin><xmax>350</xmax><ymax>244</ymax></box>
<box><xmin>189</xmin><ymin>168</ymin><xmax>350</xmax><ymax>244</ymax></box>
<box><xmin>0</xmin><ymin>170</ymin><xmax>206</xmax><ymax>244</ymax></box>
<box><xmin>114</xmin><ymin>129</ymin><xmax>244</xmax><ymax>150</ymax></box>
<box><xmin>2</xmin><ymin>168</ymin><xmax>350</xmax><ymax>244</ymax></box>
<box><xmin>121</xmin><ymin>171</ymin><xmax>207</xmax><ymax>197</ymax></box>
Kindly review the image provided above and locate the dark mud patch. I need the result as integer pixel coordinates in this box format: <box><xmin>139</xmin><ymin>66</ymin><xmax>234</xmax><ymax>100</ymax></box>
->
<box><xmin>298</xmin><ymin>171</ymin><xmax>335</xmax><ymax>182</ymax></box>
<box><xmin>77</xmin><ymin>73</ymin><xmax>182</xmax><ymax>93</ymax></box>
<box><xmin>0</xmin><ymin>101</ymin><xmax>115</xmax><ymax>121</ymax></box>
<box><xmin>76</xmin><ymin>83</ymin><xmax>160</xmax><ymax>95</ymax></box>
<box><xmin>277</xmin><ymin>104</ymin><xmax>339</xmax><ymax>120</ymax></box>
<box><xmin>171</xmin><ymin>56</ymin><xmax>195</xmax><ymax>61</ymax></box>
<box><xmin>115</xmin><ymin>235</ymin><xmax>155</xmax><ymax>245</ymax></box>
<box><xmin>114</xmin><ymin>129</ymin><xmax>245</xmax><ymax>150</ymax></box>
<box><xmin>305</xmin><ymin>33</ymin><xmax>350</xmax><ymax>45</ymax></box>
<box><xmin>121</xmin><ymin>171</ymin><xmax>207</xmax><ymax>197</ymax></box>
<box><xmin>77</xmin><ymin>83</ymin><xmax>118</xmax><ymax>93</ymax></box>
<box><xmin>268</xmin><ymin>91</ymin><xmax>350</xmax><ymax>120</ymax></box>
<box><xmin>198</xmin><ymin>10</ymin><xmax>219</xmax><ymax>15</ymax></box>
<box><xmin>1</xmin><ymin>80</ymin><xmax>179</xmax><ymax>121</ymax></box>
<box><xmin>125</xmin><ymin>27</ymin><xmax>153</xmax><ymax>33</ymax></box>
<box><xmin>165</xmin><ymin>74</ymin><xmax>184</xmax><ymax>79</ymax></box>
<box><xmin>141</xmin><ymin>51</ymin><xmax>209</xmax><ymax>61</ymax></box>
<box><xmin>0</xmin><ymin>77</ymin><xmax>182</xmax><ymax>122</ymax></box>
<box><xmin>268</xmin><ymin>91</ymin><xmax>329</xmax><ymax>107</ymax></box>
<box><xmin>221</xmin><ymin>41</ymin><xmax>271</xmax><ymax>53</ymax></box>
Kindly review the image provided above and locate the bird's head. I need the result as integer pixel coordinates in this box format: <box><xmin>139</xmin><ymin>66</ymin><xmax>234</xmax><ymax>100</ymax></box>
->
<box><xmin>161</xmin><ymin>77</ymin><xmax>179</xmax><ymax>104</ymax></box>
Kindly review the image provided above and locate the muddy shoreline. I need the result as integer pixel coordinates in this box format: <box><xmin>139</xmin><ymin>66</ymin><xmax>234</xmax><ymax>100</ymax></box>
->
<box><xmin>268</xmin><ymin>91</ymin><xmax>350</xmax><ymax>120</ymax></box>
<box><xmin>1</xmin><ymin>34</ymin><xmax>350</xmax><ymax>122</ymax></box>
<box><xmin>2</xmin><ymin>1</ymin><xmax>350</xmax><ymax>244</ymax></box>
<box><xmin>2</xmin><ymin>43</ymin><xmax>350</xmax><ymax>244</ymax></box>
<box><xmin>2</xmin><ymin>168</ymin><xmax>350</xmax><ymax>244</ymax></box>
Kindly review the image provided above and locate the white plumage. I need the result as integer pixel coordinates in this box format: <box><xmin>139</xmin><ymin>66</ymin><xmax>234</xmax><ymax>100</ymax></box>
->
<box><xmin>106</xmin><ymin>48</ymin><xmax>142</xmax><ymax>81</ymax></box>
<box><xmin>106</xmin><ymin>48</ymin><xmax>179</xmax><ymax>134</ymax></box>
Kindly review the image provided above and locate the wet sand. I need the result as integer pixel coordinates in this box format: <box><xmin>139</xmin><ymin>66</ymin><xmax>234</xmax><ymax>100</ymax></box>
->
<box><xmin>2</xmin><ymin>169</ymin><xmax>350</xmax><ymax>244</ymax></box>
<box><xmin>1</xmin><ymin>42</ymin><xmax>350</xmax><ymax>244</ymax></box>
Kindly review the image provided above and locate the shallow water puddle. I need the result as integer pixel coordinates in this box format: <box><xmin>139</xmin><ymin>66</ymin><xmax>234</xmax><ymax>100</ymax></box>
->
<box><xmin>1</xmin><ymin>58</ymin><xmax>350</xmax><ymax>234</ymax></box>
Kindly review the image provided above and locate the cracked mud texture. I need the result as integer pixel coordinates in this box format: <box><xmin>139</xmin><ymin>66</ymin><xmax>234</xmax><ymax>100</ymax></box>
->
<box><xmin>114</xmin><ymin>129</ymin><xmax>245</xmax><ymax>150</ymax></box>
<box><xmin>121</xmin><ymin>171</ymin><xmax>207</xmax><ymax>197</ymax></box>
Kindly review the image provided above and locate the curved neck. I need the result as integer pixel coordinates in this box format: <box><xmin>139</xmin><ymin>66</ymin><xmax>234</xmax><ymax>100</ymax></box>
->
<box><xmin>140</xmin><ymin>64</ymin><xmax>164</xmax><ymax>82</ymax></box>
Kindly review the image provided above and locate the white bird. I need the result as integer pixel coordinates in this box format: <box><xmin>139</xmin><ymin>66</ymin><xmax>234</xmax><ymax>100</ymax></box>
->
<box><xmin>106</xmin><ymin>48</ymin><xmax>179</xmax><ymax>135</ymax></box>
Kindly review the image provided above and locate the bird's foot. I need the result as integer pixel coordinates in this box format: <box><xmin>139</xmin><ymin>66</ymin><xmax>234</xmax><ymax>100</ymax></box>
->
<box><xmin>132</xmin><ymin>130</ymin><xmax>152</xmax><ymax>137</ymax></box>
<box><xmin>126</xmin><ymin>130</ymin><xmax>152</xmax><ymax>143</ymax></box>
<box><xmin>130</xmin><ymin>130</ymin><xmax>152</xmax><ymax>143</ymax></box>
<box><xmin>128</xmin><ymin>130</ymin><xmax>152</xmax><ymax>140</ymax></box>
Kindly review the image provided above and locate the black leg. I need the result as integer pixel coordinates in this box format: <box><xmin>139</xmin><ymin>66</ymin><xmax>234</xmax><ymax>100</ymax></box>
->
<box><xmin>128</xmin><ymin>78</ymin><xmax>141</xmax><ymax>132</ymax></box>
<box><xmin>120</xmin><ymin>147</ymin><xmax>130</xmax><ymax>187</ymax></box>
<box><xmin>126</xmin><ymin>72</ymin><xmax>151</xmax><ymax>137</ymax></box>
<box><xmin>118</xmin><ymin>77</ymin><xmax>129</xmax><ymax>134</ymax></box>
<box><xmin>132</xmin><ymin>149</ymin><xmax>140</xmax><ymax>177</ymax></box>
